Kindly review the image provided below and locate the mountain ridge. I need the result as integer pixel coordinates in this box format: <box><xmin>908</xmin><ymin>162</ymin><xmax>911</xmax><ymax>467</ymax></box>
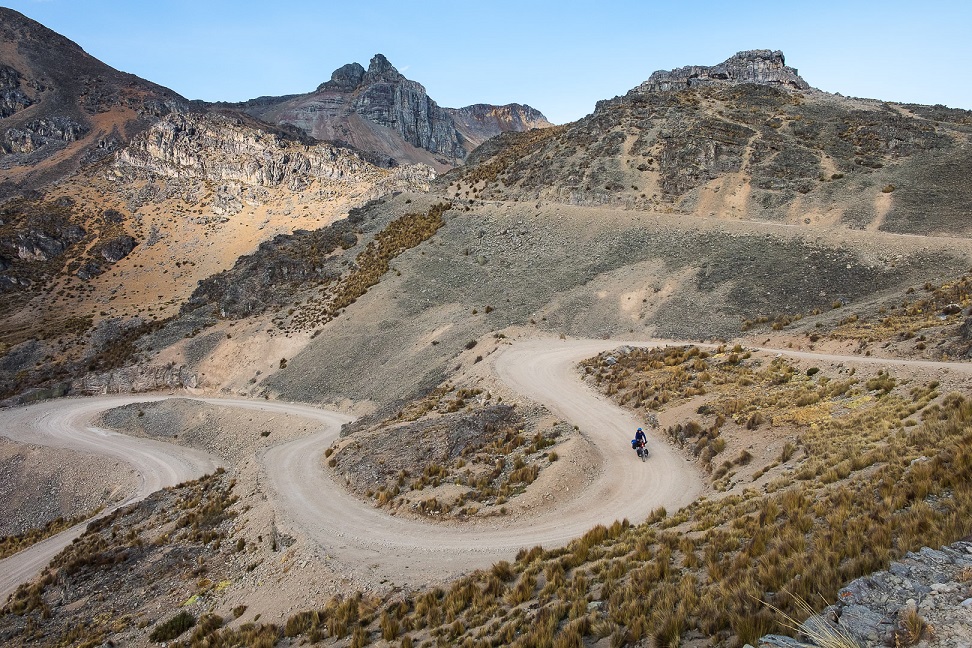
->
<box><xmin>0</xmin><ymin>7</ymin><xmax>190</xmax><ymax>194</ymax></box>
<box><xmin>233</xmin><ymin>53</ymin><xmax>552</xmax><ymax>170</ymax></box>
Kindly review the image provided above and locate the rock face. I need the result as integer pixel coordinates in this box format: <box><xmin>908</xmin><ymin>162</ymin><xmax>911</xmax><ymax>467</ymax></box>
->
<box><xmin>74</xmin><ymin>364</ymin><xmax>197</xmax><ymax>395</ymax></box>
<box><xmin>0</xmin><ymin>64</ymin><xmax>33</xmax><ymax>119</ymax></box>
<box><xmin>239</xmin><ymin>54</ymin><xmax>552</xmax><ymax>169</ymax></box>
<box><xmin>114</xmin><ymin>110</ymin><xmax>379</xmax><ymax>188</ymax></box>
<box><xmin>637</xmin><ymin>49</ymin><xmax>810</xmax><ymax>93</ymax></box>
<box><xmin>757</xmin><ymin>541</ymin><xmax>972</xmax><ymax>648</ymax></box>
<box><xmin>111</xmin><ymin>108</ymin><xmax>436</xmax><ymax>215</ymax></box>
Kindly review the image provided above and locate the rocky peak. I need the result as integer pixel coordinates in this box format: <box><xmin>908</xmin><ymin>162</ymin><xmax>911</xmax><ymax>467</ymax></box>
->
<box><xmin>319</xmin><ymin>62</ymin><xmax>365</xmax><ymax>91</ymax></box>
<box><xmin>637</xmin><ymin>49</ymin><xmax>810</xmax><ymax>93</ymax></box>
<box><xmin>319</xmin><ymin>54</ymin><xmax>406</xmax><ymax>92</ymax></box>
<box><xmin>244</xmin><ymin>53</ymin><xmax>551</xmax><ymax>167</ymax></box>
<box><xmin>363</xmin><ymin>54</ymin><xmax>405</xmax><ymax>85</ymax></box>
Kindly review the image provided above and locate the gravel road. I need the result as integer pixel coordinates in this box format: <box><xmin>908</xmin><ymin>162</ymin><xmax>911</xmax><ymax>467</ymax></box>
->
<box><xmin>4</xmin><ymin>337</ymin><xmax>970</xmax><ymax>597</ymax></box>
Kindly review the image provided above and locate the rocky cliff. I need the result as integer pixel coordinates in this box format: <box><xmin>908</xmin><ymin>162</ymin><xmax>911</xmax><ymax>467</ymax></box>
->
<box><xmin>239</xmin><ymin>54</ymin><xmax>552</xmax><ymax>169</ymax></box>
<box><xmin>111</xmin><ymin>108</ymin><xmax>436</xmax><ymax>215</ymax></box>
<box><xmin>637</xmin><ymin>49</ymin><xmax>810</xmax><ymax>93</ymax></box>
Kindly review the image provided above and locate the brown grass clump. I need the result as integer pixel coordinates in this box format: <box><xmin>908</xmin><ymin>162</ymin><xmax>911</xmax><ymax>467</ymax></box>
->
<box><xmin>827</xmin><ymin>273</ymin><xmax>972</xmax><ymax>354</ymax></box>
<box><xmin>0</xmin><ymin>507</ymin><xmax>104</xmax><ymax>560</ymax></box>
<box><xmin>291</xmin><ymin>203</ymin><xmax>451</xmax><ymax>331</ymax></box>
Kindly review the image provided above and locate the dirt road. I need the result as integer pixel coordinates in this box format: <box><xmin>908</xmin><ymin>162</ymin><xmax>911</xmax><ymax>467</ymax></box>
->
<box><xmin>261</xmin><ymin>337</ymin><xmax>703</xmax><ymax>585</ymax></box>
<box><xmin>3</xmin><ymin>337</ymin><xmax>969</xmax><ymax>596</ymax></box>
<box><xmin>0</xmin><ymin>395</ymin><xmax>221</xmax><ymax>600</ymax></box>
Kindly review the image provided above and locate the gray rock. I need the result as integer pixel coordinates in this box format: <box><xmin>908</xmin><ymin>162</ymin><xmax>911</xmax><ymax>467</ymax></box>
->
<box><xmin>320</xmin><ymin>62</ymin><xmax>365</xmax><ymax>91</ymax></box>
<box><xmin>637</xmin><ymin>50</ymin><xmax>810</xmax><ymax>93</ymax></box>
<box><xmin>758</xmin><ymin>540</ymin><xmax>972</xmax><ymax>647</ymax></box>
<box><xmin>835</xmin><ymin>604</ymin><xmax>891</xmax><ymax>643</ymax></box>
<box><xmin>0</xmin><ymin>63</ymin><xmax>33</xmax><ymax>118</ymax></box>
<box><xmin>74</xmin><ymin>364</ymin><xmax>197</xmax><ymax>394</ymax></box>
<box><xmin>98</xmin><ymin>234</ymin><xmax>137</xmax><ymax>263</ymax></box>
<box><xmin>758</xmin><ymin>635</ymin><xmax>817</xmax><ymax>648</ymax></box>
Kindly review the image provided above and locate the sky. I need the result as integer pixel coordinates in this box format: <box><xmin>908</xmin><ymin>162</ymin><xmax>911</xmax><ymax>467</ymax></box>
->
<box><xmin>3</xmin><ymin>0</ymin><xmax>971</xmax><ymax>124</ymax></box>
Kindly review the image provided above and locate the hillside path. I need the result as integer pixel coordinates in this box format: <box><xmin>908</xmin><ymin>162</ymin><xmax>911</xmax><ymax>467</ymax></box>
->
<box><xmin>2</xmin><ymin>338</ymin><xmax>971</xmax><ymax>596</ymax></box>
<box><xmin>261</xmin><ymin>337</ymin><xmax>703</xmax><ymax>585</ymax></box>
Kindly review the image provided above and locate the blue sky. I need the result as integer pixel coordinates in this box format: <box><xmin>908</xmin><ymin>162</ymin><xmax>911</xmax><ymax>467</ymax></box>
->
<box><xmin>4</xmin><ymin>0</ymin><xmax>971</xmax><ymax>124</ymax></box>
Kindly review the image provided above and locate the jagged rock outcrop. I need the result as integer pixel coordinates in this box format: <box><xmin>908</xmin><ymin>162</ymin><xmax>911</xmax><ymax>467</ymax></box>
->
<box><xmin>74</xmin><ymin>364</ymin><xmax>197</xmax><ymax>395</ymax></box>
<box><xmin>0</xmin><ymin>64</ymin><xmax>33</xmax><ymax>119</ymax></box>
<box><xmin>13</xmin><ymin>224</ymin><xmax>85</xmax><ymax>262</ymax></box>
<box><xmin>95</xmin><ymin>234</ymin><xmax>136</xmax><ymax>263</ymax></box>
<box><xmin>637</xmin><ymin>49</ymin><xmax>810</xmax><ymax>93</ymax></box>
<box><xmin>1</xmin><ymin>116</ymin><xmax>88</xmax><ymax>155</ymax></box>
<box><xmin>239</xmin><ymin>54</ymin><xmax>551</xmax><ymax>169</ymax></box>
<box><xmin>347</xmin><ymin>55</ymin><xmax>463</xmax><ymax>160</ymax></box>
<box><xmin>756</xmin><ymin>541</ymin><xmax>972</xmax><ymax>648</ymax></box>
<box><xmin>114</xmin><ymin>110</ymin><xmax>380</xmax><ymax>188</ymax></box>
<box><xmin>111</xmin><ymin>108</ymin><xmax>436</xmax><ymax>214</ymax></box>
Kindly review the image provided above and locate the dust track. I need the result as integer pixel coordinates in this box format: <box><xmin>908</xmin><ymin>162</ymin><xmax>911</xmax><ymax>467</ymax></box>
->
<box><xmin>3</xmin><ymin>338</ymin><xmax>969</xmax><ymax>597</ymax></box>
<box><xmin>261</xmin><ymin>338</ymin><xmax>703</xmax><ymax>585</ymax></box>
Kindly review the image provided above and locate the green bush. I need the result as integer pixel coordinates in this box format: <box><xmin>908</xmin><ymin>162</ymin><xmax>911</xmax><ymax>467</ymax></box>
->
<box><xmin>149</xmin><ymin>611</ymin><xmax>196</xmax><ymax>642</ymax></box>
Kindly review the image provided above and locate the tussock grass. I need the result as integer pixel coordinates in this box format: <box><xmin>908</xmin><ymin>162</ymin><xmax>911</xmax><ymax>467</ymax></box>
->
<box><xmin>291</xmin><ymin>203</ymin><xmax>451</xmax><ymax>331</ymax></box>
<box><xmin>0</xmin><ymin>507</ymin><xmax>104</xmax><ymax>560</ymax></box>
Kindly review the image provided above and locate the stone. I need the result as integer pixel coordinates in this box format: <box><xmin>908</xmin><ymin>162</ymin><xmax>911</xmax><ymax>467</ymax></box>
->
<box><xmin>319</xmin><ymin>62</ymin><xmax>365</xmax><ymax>91</ymax></box>
<box><xmin>98</xmin><ymin>234</ymin><xmax>137</xmax><ymax>263</ymax></box>
<box><xmin>761</xmin><ymin>541</ymin><xmax>972</xmax><ymax>646</ymax></box>
<box><xmin>758</xmin><ymin>636</ymin><xmax>817</xmax><ymax>648</ymax></box>
<box><xmin>637</xmin><ymin>50</ymin><xmax>810</xmax><ymax>93</ymax></box>
<box><xmin>836</xmin><ymin>605</ymin><xmax>891</xmax><ymax>643</ymax></box>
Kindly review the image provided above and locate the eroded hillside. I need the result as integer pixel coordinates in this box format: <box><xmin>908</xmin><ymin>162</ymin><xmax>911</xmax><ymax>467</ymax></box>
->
<box><xmin>447</xmin><ymin>53</ymin><xmax>972</xmax><ymax>236</ymax></box>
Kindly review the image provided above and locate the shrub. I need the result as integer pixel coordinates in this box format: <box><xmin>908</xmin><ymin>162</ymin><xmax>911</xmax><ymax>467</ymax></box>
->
<box><xmin>149</xmin><ymin>611</ymin><xmax>196</xmax><ymax>642</ymax></box>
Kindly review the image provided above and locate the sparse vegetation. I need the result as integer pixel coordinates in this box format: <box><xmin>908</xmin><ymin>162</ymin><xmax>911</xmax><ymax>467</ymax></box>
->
<box><xmin>149</xmin><ymin>610</ymin><xmax>196</xmax><ymax>642</ymax></box>
<box><xmin>331</xmin><ymin>400</ymin><xmax>565</xmax><ymax>518</ymax></box>
<box><xmin>0</xmin><ymin>507</ymin><xmax>103</xmax><ymax>560</ymax></box>
<box><xmin>288</xmin><ymin>203</ymin><xmax>452</xmax><ymax>331</ymax></box>
<box><xmin>0</xmin><ymin>472</ymin><xmax>239</xmax><ymax>645</ymax></box>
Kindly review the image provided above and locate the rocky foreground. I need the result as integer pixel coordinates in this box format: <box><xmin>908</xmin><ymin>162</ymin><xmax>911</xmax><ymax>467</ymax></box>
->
<box><xmin>758</xmin><ymin>540</ymin><xmax>972</xmax><ymax>647</ymax></box>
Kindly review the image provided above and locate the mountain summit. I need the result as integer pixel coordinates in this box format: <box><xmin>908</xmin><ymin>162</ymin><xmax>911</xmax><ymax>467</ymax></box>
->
<box><xmin>239</xmin><ymin>54</ymin><xmax>551</xmax><ymax>170</ymax></box>
<box><xmin>637</xmin><ymin>49</ymin><xmax>810</xmax><ymax>93</ymax></box>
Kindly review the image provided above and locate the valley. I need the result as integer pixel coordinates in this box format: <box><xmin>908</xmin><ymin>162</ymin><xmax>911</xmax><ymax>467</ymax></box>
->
<box><xmin>1</xmin><ymin>7</ymin><xmax>972</xmax><ymax>645</ymax></box>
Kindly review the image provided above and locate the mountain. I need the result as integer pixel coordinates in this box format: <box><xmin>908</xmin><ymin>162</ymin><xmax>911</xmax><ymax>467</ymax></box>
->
<box><xmin>452</xmin><ymin>49</ymin><xmax>972</xmax><ymax>236</ymax></box>
<box><xmin>0</xmin><ymin>11</ymin><xmax>438</xmax><ymax>402</ymax></box>
<box><xmin>233</xmin><ymin>54</ymin><xmax>552</xmax><ymax>170</ymax></box>
<box><xmin>5</xmin><ymin>27</ymin><xmax>972</xmax><ymax>648</ymax></box>
<box><xmin>0</xmin><ymin>7</ymin><xmax>189</xmax><ymax>195</ymax></box>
